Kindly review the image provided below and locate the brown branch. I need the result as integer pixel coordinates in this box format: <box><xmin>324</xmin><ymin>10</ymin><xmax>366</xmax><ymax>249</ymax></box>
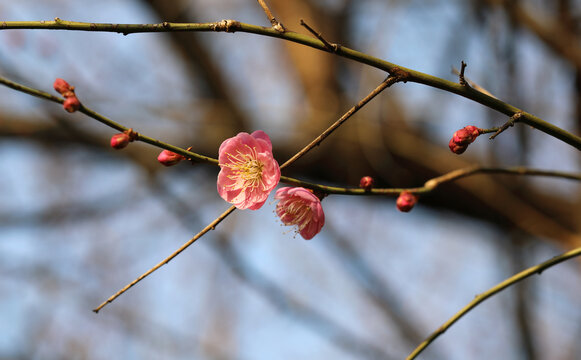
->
<box><xmin>458</xmin><ymin>61</ymin><xmax>468</xmax><ymax>86</ymax></box>
<box><xmin>300</xmin><ymin>19</ymin><xmax>338</xmax><ymax>52</ymax></box>
<box><xmin>279</xmin><ymin>74</ymin><xmax>404</xmax><ymax>170</ymax></box>
<box><xmin>93</xmin><ymin>205</ymin><xmax>236</xmax><ymax>313</ymax></box>
<box><xmin>489</xmin><ymin>111</ymin><xmax>523</xmax><ymax>140</ymax></box>
<box><xmin>256</xmin><ymin>0</ymin><xmax>285</xmax><ymax>32</ymax></box>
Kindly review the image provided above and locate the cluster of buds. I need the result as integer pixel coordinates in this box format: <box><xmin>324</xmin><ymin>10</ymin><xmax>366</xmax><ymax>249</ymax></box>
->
<box><xmin>448</xmin><ymin>125</ymin><xmax>481</xmax><ymax>154</ymax></box>
<box><xmin>110</xmin><ymin>128</ymin><xmax>139</xmax><ymax>150</ymax></box>
<box><xmin>53</xmin><ymin>78</ymin><xmax>81</xmax><ymax>113</ymax></box>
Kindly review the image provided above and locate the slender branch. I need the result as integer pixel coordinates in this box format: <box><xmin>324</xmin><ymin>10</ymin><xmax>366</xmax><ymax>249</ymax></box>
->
<box><xmin>300</xmin><ymin>19</ymin><xmax>338</xmax><ymax>52</ymax></box>
<box><xmin>256</xmin><ymin>0</ymin><xmax>285</xmax><ymax>32</ymax></box>
<box><xmin>2</xmin><ymin>19</ymin><xmax>580</xmax><ymax>148</ymax></box>
<box><xmin>279</xmin><ymin>75</ymin><xmax>404</xmax><ymax>170</ymax></box>
<box><xmin>422</xmin><ymin>166</ymin><xmax>581</xmax><ymax>191</ymax></box>
<box><xmin>1</xmin><ymin>73</ymin><xmax>578</xmax><ymax>194</ymax></box>
<box><xmin>2</xmin><ymin>75</ymin><xmax>578</xmax><ymax>194</ymax></box>
<box><xmin>282</xmin><ymin>166</ymin><xmax>581</xmax><ymax>196</ymax></box>
<box><xmin>406</xmin><ymin>245</ymin><xmax>581</xmax><ymax>360</ymax></box>
<box><xmin>458</xmin><ymin>61</ymin><xmax>468</xmax><ymax>86</ymax></box>
<box><xmin>452</xmin><ymin>66</ymin><xmax>497</xmax><ymax>98</ymax></box>
<box><xmin>489</xmin><ymin>112</ymin><xmax>523</xmax><ymax>140</ymax></box>
<box><xmin>93</xmin><ymin>205</ymin><xmax>236</xmax><ymax>313</ymax></box>
<box><xmin>0</xmin><ymin>75</ymin><xmax>218</xmax><ymax>165</ymax></box>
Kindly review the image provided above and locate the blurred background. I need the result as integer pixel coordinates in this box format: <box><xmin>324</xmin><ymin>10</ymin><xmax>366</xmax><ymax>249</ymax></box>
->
<box><xmin>1</xmin><ymin>0</ymin><xmax>581</xmax><ymax>359</ymax></box>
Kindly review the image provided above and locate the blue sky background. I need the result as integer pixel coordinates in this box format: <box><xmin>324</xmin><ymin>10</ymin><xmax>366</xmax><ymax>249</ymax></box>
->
<box><xmin>1</xmin><ymin>0</ymin><xmax>580</xmax><ymax>359</ymax></box>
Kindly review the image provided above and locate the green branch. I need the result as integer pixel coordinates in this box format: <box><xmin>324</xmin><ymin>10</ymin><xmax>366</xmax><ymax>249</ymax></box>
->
<box><xmin>406</xmin><ymin>245</ymin><xmax>581</xmax><ymax>360</ymax></box>
<box><xmin>0</xmin><ymin>76</ymin><xmax>217</xmax><ymax>165</ymax></box>
<box><xmin>2</xmin><ymin>75</ymin><xmax>580</xmax><ymax>196</ymax></box>
<box><xmin>282</xmin><ymin>166</ymin><xmax>581</xmax><ymax>196</ymax></box>
<box><xmin>2</xmin><ymin>19</ymin><xmax>581</xmax><ymax>149</ymax></box>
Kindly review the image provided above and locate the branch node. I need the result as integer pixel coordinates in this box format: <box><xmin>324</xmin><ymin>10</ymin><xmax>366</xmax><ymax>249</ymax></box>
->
<box><xmin>256</xmin><ymin>0</ymin><xmax>286</xmax><ymax>32</ymax></box>
<box><xmin>489</xmin><ymin>112</ymin><xmax>523</xmax><ymax>140</ymax></box>
<box><xmin>212</xmin><ymin>19</ymin><xmax>241</xmax><ymax>33</ymax></box>
<box><xmin>389</xmin><ymin>67</ymin><xmax>411</xmax><ymax>83</ymax></box>
<box><xmin>125</xmin><ymin>128</ymin><xmax>139</xmax><ymax>142</ymax></box>
<box><xmin>300</xmin><ymin>19</ymin><xmax>339</xmax><ymax>52</ymax></box>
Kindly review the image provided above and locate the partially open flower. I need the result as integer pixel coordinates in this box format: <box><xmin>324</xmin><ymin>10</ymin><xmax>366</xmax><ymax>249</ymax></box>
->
<box><xmin>449</xmin><ymin>125</ymin><xmax>481</xmax><ymax>154</ymax></box>
<box><xmin>217</xmin><ymin>131</ymin><xmax>280</xmax><ymax>210</ymax></box>
<box><xmin>359</xmin><ymin>176</ymin><xmax>374</xmax><ymax>191</ymax></box>
<box><xmin>63</xmin><ymin>96</ymin><xmax>81</xmax><ymax>113</ymax></box>
<box><xmin>157</xmin><ymin>150</ymin><xmax>185</xmax><ymax>166</ymax></box>
<box><xmin>110</xmin><ymin>132</ymin><xmax>131</xmax><ymax>150</ymax></box>
<box><xmin>275</xmin><ymin>187</ymin><xmax>325</xmax><ymax>240</ymax></box>
<box><xmin>396</xmin><ymin>191</ymin><xmax>417</xmax><ymax>212</ymax></box>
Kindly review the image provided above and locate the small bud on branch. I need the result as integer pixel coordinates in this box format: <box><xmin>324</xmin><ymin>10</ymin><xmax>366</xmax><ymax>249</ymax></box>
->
<box><xmin>396</xmin><ymin>191</ymin><xmax>417</xmax><ymax>212</ymax></box>
<box><xmin>359</xmin><ymin>176</ymin><xmax>374</xmax><ymax>191</ymax></box>
<box><xmin>157</xmin><ymin>150</ymin><xmax>185</xmax><ymax>166</ymax></box>
<box><xmin>449</xmin><ymin>125</ymin><xmax>481</xmax><ymax>154</ymax></box>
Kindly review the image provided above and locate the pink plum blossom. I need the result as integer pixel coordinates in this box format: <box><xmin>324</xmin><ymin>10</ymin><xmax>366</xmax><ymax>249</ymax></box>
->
<box><xmin>217</xmin><ymin>130</ymin><xmax>280</xmax><ymax>210</ymax></box>
<box><xmin>274</xmin><ymin>187</ymin><xmax>325</xmax><ymax>240</ymax></box>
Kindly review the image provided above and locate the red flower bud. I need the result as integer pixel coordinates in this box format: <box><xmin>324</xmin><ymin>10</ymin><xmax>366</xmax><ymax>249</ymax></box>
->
<box><xmin>449</xmin><ymin>125</ymin><xmax>481</xmax><ymax>154</ymax></box>
<box><xmin>53</xmin><ymin>78</ymin><xmax>71</xmax><ymax>95</ymax></box>
<box><xmin>359</xmin><ymin>176</ymin><xmax>374</xmax><ymax>191</ymax></box>
<box><xmin>396</xmin><ymin>191</ymin><xmax>417</xmax><ymax>212</ymax></box>
<box><xmin>157</xmin><ymin>150</ymin><xmax>185</xmax><ymax>166</ymax></box>
<box><xmin>110</xmin><ymin>132</ymin><xmax>131</xmax><ymax>150</ymax></box>
<box><xmin>63</xmin><ymin>96</ymin><xmax>81</xmax><ymax>113</ymax></box>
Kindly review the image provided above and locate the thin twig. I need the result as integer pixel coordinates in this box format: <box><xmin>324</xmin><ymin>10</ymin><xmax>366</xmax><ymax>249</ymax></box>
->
<box><xmin>489</xmin><ymin>112</ymin><xmax>523</xmax><ymax>140</ymax></box>
<box><xmin>300</xmin><ymin>19</ymin><xmax>338</xmax><ymax>52</ymax></box>
<box><xmin>0</xmin><ymin>75</ymin><xmax>218</xmax><ymax>165</ymax></box>
<box><xmin>452</xmin><ymin>66</ymin><xmax>497</xmax><ymax>98</ymax></box>
<box><xmin>280</xmin><ymin>166</ymin><xmax>581</xmax><ymax>195</ymax></box>
<box><xmin>256</xmin><ymin>0</ymin><xmax>285</xmax><ymax>32</ymax></box>
<box><xmin>458</xmin><ymin>61</ymin><xmax>468</xmax><ymax>86</ymax></box>
<box><xmin>406</xmin><ymin>245</ymin><xmax>581</xmax><ymax>360</ymax></box>
<box><xmin>280</xmin><ymin>75</ymin><xmax>403</xmax><ymax>170</ymax></box>
<box><xmin>93</xmin><ymin>205</ymin><xmax>236</xmax><ymax>313</ymax></box>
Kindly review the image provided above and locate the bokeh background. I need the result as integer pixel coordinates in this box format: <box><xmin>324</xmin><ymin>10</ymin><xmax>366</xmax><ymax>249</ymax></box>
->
<box><xmin>1</xmin><ymin>0</ymin><xmax>581</xmax><ymax>359</ymax></box>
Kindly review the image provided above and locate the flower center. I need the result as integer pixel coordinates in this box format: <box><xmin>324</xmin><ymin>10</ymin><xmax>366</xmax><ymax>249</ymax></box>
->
<box><xmin>282</xmin><ymin>200</ymin><xmax>313</xmax><ymax>230</ymax></box>
<box><xmin>222</xmin><ymin>145</ymin><xmax>264</xmax><ymax>188</ymax></box>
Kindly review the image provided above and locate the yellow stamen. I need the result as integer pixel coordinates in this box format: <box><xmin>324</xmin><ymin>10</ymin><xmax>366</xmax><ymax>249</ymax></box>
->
<box><xmin>281</xmin><ymin>200</ymin><xmax>313</xmax><ymax>231</ymax></box>
<box><xmin>221</xmin><ymin>145</ymin><xmax>264</xmax><ymax>189</ymax></box>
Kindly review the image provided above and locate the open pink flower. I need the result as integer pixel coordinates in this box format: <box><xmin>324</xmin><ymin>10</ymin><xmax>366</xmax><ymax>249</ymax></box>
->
<box><xmin>274</xmin><ymin>187</ymin><xmax>325</xmax><ymax>240</ymax></box>
<box><xmin>217</xmin><ymin>130</ymin><xmax>280</xmax><ymax>210</ymax></box>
